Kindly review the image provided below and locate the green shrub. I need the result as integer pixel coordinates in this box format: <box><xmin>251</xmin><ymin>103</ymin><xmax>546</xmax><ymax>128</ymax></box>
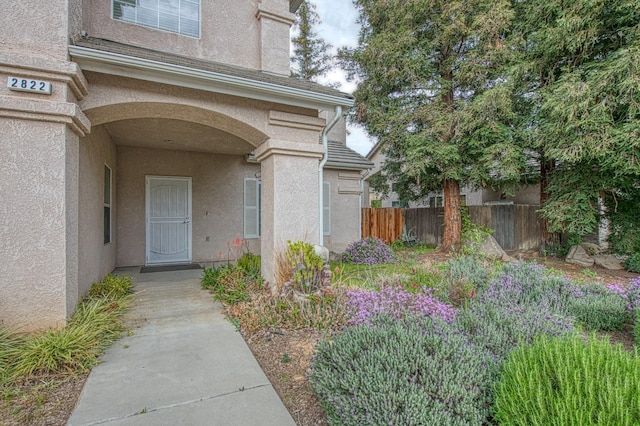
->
<box><xmin>237</xmin><ymin>252</ymin><xmax>261</xmax><ymax>278</ymax></box>
<box><xmin>494</xmin><ymin>334</ymin><xmax>640</xmax><ymax>425</ymax></box>
<box><xmin>625</xmin><ymin>252</ymin><xmax>640</xmax><ymax>272</ymax></box>
<box><xmin>88</xmin><ymin>274</ymin><xmax>133</xmax><ymax>298</ymax></box>
<box><xmin>460</xmin><ymin>207</ymin><xmax>494</xmax><ymax>256</ymax></box>
<box><xmin>606</xmin><ymin>190</ymin><xmax>640</xmax><ymax>254</ymax></box>
<box><xmin>310</xmin><ymin>315</ymin><xmax>491</xmax><ymax>426</ymax></box>
<box><xmin>566</xmin><ymin>283</ymin><xmax>629</xmax><ymax>331</ymax></box>
<box><xmin>202</xmin><ymin>264</ymin><xmax>258</xmax><ymax>305</ymax></box>
<box><xmin>635</xmin><ymin>310</ymin><xmax>640</xmax><ymax>347</ymax></box>
<box><xmin>285</xmin><ymin>241</ymin><xmax>325</xmax><ymax>294</ymax></box>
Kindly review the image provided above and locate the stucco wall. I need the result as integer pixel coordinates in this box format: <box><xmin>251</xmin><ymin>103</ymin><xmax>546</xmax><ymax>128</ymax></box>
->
<box><xmin>116</xmin><ymin>146</ymin><xmax>261</xmax><ymax>266</ymax></box>
<box><xmin>323</xmin><ymin>169</ymin><xmax>364</xmax><ymax>253</ymax></box>
<box><xmin>1</xmin><ymin>0</ymin><xmax>70</xmax><ymax>60</ymax></box>
<box><xmin>0</xmin><ymin>120</ymin><xmax>70</xmax><ymax>331</ymax></box>
<box><xmin>83</xmin><ymin>0</ymin><xmax>294</xmax><ymax>74</ymax></box>
<box><xmin>78</xmin><ymin>125</ymin><xmax>117</xmax><ymax>298</ymax></box>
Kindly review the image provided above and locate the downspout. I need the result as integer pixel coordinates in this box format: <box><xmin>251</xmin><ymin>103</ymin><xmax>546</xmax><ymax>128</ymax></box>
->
<box><xmin>319</xmin><ymin>105</ymin><xmax>342</xmax><ymax>246</ymax></box>
<box><xmin>359</xmin><ymin>169</ymin><xmax>370</xmax><ymax>240</ymax></box>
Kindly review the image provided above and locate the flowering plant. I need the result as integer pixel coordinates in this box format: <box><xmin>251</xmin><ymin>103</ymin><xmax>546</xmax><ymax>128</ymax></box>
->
<box><xmin>342</xmin><ymin>237</ymin><xmax>393</xmax><ymax>265</ymax></box>
<box><xmin>345</xmin><ymin>285</ymin><xmax>458</xmax><ymax>325</ymax></box>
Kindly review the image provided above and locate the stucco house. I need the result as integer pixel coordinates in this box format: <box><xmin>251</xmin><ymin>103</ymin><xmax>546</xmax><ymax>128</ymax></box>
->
<box><xmin>0</xmin><ymin>0</ymin><xmax>371</xmax><ymax>331</ymax></box>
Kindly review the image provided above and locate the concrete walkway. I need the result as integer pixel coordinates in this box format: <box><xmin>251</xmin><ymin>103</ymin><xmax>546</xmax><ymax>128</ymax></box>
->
<box><xmin>67</xmin><ymin>267</ymin><xmax>295</xmax><ymax>426</ymax></box>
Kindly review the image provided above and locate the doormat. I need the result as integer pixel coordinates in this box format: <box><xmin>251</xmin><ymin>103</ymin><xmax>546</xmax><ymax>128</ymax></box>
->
<box><xmin>140</xmin><ymin>264</ymin><xmax>202</xmax><ymax>273</ymax></box>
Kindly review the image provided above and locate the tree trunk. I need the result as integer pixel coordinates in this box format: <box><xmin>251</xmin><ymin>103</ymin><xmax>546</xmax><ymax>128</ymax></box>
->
<box><xmin>539</xmin><ymin>157</ymin><xmax>559</xmax><ymax>247</ymax></box>
<box><xmin>442</xmin><ymin>178</ymin><xmax>461</xmax><ymax>251</ymax></box>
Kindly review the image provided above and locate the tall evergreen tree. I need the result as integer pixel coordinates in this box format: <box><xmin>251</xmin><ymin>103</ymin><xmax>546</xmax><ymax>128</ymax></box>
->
<box><xmin>291</xmin><ymin>0</ymin><xmax>333</xmax><ymax>81</ymax></box>
<box><xmin>341</xmin><ymin>0</ymin><xmax>522</xmax><ymax>250</ymax></box>
<box><xmin>511</xmin><ymin>0</ymin><xmax>640</xmax><ymax>238</ymax></box>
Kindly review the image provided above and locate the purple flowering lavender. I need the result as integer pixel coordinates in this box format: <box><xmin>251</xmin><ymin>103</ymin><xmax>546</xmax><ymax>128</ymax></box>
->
<box><xmin>607</xmin><ymin>277</ymin><xmax>640</xmax><ymax>313</ymax></box>
<box><xmin>342</xmin><ymin>237</ymin><xmax>393</xmax><ymax>265</ymax></box>
<box><xmin>346</xmin><ymin>285</ymin><xmax>458</xmax><ymax>325</ymax></box>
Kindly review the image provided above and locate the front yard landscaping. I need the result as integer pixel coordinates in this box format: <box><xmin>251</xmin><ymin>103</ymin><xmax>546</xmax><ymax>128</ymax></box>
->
<box><xmin>204</xmin><ymin>239</ymin><xmax>640</xmax><ymax>425</ymax></box>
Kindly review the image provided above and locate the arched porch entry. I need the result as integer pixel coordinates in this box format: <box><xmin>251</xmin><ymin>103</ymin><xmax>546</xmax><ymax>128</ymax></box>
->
<box><xmin>78</xmin><ymin>101</ymin><xmax>272</xmax><ymax>291</ymax></box>
<box><xmin>79</xmin><ymin>86</ymin><xmax>330</xmax><ymax>291</ymax></box>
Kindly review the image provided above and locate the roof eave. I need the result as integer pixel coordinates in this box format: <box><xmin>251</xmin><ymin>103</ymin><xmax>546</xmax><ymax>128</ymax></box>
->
<box><xmin>325</xmin><ymin>161</ymin><xmax>373</xmax><ymax>171</ymax></box>
<box><xmin>68</xmin><ymin>45</ymin><xmax>354</xmax><ymax>111</ymax></box>
<box><xmin>290</xmin><ymin>0</ymin><xmax>304</xmax><ymax>13</ymax></box>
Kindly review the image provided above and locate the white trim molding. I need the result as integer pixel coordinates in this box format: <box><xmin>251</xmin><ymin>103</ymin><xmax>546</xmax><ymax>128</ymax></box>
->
<box><xmin>68</xmin><ymin>45</ymin><xmax>354</xmax><ymax>110</ymax></box>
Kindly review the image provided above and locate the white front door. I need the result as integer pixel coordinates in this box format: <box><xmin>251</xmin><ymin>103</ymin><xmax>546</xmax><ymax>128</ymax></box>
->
<box><xmin>146</xmin><ymin>176</ymin><xmax>192</xmax><ymax>265</ymax></box>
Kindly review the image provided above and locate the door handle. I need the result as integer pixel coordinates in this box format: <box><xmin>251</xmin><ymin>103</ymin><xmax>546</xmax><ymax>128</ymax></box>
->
<box><xmin>183</xmin><ymin>217</ymin><xmax>190</xmax><ymax>224</ymax></box>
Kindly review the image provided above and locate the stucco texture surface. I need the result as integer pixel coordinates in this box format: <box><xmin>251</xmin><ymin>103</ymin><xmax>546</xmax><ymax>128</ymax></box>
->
<box><xmin>83</xmin><ymin>0</ymin><xmax>293</xmax><ymax>74</ymax></box>
<box><xmin>78</xmin><ymin>125</ymin><xmax>117</xmax><ymax>299</ymax></box>
<box><xmin>0</xmin><ymin>119</ymin><xmax>70</xmax><ymax>331</ymax></box>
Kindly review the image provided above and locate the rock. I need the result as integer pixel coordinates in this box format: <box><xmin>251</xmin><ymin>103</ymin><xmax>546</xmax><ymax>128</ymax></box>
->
<box><xmin>592</xmin><ymin>255</ymin><xmax>624</xmax><ymax>270</ymax></box>
<box><xmin>580</xmin><ymin>242</ymin><xmax>602</xmax><ymax>256</ymax></box>
<box><xmin>473</xmin><ymin>234</ymin><xmax>515</xmax><ymax>262</ymax></box>
<box><xmin>313</xmin><ymin>245</ymin><xmax>329</xmax><ymax>263</ymax></box>
<box><xmin>566</xmin><ymin>245</ymin><xmax>595</xmax><ymax>267</ymax></box>
<box><xmin>329</xmin><ymin>251</ymin><xmax>343</xmax><ymax>263</ymax></box>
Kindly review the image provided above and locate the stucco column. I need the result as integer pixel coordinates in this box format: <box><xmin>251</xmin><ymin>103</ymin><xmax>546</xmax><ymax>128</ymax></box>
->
<box><xmin>0</xmin><ymin>53</ymin><xmax>89</xmax><ymax>331</ymax></box>
<box><xmin>255</xmin><ymin>139</ymin><xmax>325</xmax><ymax>286</ymax></box>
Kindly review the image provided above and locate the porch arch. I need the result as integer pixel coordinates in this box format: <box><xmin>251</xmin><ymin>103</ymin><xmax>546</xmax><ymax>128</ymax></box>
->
<box><xmin>84</xmin><ymin>102</ymin><xmax>269</xmax><ymax>148</ymax></box>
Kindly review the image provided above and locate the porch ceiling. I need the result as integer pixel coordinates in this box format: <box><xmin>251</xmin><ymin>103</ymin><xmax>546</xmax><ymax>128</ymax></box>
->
<box><xmin>104</xmin><ymin>118</ymin><xmax>254</xmax><ymax>155</ymax></box>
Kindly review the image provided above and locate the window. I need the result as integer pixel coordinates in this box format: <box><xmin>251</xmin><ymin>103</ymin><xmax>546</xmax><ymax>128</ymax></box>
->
<box><xmin>112</xmin><ymin>0</ymin><xmax>200</xmax><ymax>38</ymax></box>
<box><xmin>104</xmin><ymin>165</ymin><xmax>112</xmax><ymax>244</ymax></box>
<box><xmin>392</xmin><ymin>200</ymin><xmax>409</xmax><ymax>208</ymax></box>
<box><xmin>429</xmin><ymin>196</ymin><xmax>443</xmax><ymax>208</ymax></box>
<box><xmin>243</xmin><ymin>179</ymin><xmax>329</xmax><ymax>238</ymax></box>
<box><xmin>323</xmin><ymin>182</ymin><xmax>330</xmax><ymax>236</ymax></box>
<box><xmin>244</xmin><ymin>178</ymin><xmax>261</xmax><ymax>239</ymax></box>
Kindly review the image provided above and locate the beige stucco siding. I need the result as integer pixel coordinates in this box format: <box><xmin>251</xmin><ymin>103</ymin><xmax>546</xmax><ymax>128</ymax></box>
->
<box><xmin>116</xmin><ymin>146</ymin><xmax>261</xmax><ymax>267</ymax></box>
<box><xmin>0</xmin><ymin>119</ymin><xmax>71</xmax><ymax>331</ymax></box>
<box><xmin>83</xmin><ymin>0</ymin><xmax>294</xmax><ymax>74</ymax></box>
<box><xmin>78</xmin><ymin>126</ymin><xmax>117</xmax><ymax>298</ymax></box>
<box><xmin>1</xmin><ymin>0</ymin><xmax>70</xmax><ymax>60</ymax></box>
<box><xmin>323</xmin><ymin>170</ymin><xmax>364</xmax><ymax>252</ymax></box>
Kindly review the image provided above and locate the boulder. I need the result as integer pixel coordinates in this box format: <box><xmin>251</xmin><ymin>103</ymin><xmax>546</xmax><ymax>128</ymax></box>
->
<box><xmin>580</xmin><ymin>242</ymin><xmax>602</xmax><ymax>256</ymax></box>
<box><xmin>313</xmin><ymin>245</ymin><xmax>330</xmax><ymax>263</ymax></box>
<box><xmin>474</xmin><ymin>234</ymin><xmax>516</xmax><ymax>262</ymax></box>
<box><xmin>566</xmin><ymin>245</ymin><xmax>595</xmax><ymax>267</ymax></box>
<box><xmin>592</xmin><ymin>255</ymin><xmax>624</xmax><ymax>270</ymax></box>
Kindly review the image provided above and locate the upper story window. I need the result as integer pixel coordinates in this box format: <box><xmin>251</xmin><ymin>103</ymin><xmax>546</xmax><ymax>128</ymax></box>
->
<box><xmin>112</xmin><ymin>0</ymin><xmax>200</xmax><ymax>38</ymax></box>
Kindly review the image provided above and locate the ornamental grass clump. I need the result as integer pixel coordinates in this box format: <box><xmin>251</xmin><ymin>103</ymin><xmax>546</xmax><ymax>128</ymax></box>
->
<box><xmin>345</xmin><ymin>286</ymin><xmax>458</xmax><ymax>326</ymax></box>
<box><xmin>494</xmin><ymin>334</ymin><xmax>640</xmax><ymax>425</ymax></box>
<box><xmin>342</xmin><ymin>237</ymin><xmax>393</xmax><ymax>265</ymax></box>
<box><xmin>310</xmin><ymin>315</ymin><xmax>492</xmax><ymax>426</ymax></box>
<box><xmin>2</xmin><ymin>276</ymin><xmax>132</xmax><ymax>381</ymax></box>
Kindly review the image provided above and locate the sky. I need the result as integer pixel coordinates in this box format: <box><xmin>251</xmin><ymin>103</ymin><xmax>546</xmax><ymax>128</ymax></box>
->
<box><xmin>302</xmin><ymin>0</ymin><xmax>375</xmax><ymax>157</ymax></box>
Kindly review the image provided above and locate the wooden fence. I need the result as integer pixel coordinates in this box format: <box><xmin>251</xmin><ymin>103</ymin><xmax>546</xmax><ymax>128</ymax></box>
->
<box><xmin>363</xmin><ymin>205</ymin><xmax>541</xmax><ymax>250</ymax></box>
<box><xmin>361</xmin><ymin>208</ymin><xmax>405</xmax><ymax>244</ymax></box>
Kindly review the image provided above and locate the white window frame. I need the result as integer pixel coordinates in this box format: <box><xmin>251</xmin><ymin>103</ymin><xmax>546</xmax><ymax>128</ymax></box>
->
<box><xmin>104</xmin><ymin>165</ymin><xmax>112</xmax><ymax>244</ymax></box>
<box><xmin>323</xmin><ymin>181</ymin><xmax>331</xmax><ymax>236</ymax></box>
<box><xmin>111</xmin><ymin>0</ymin><xmax>201</xmax><ymax>38</ymax></box>
<box><xmin>244</xmin><ymin>178</ymin><xmax>261</xmax><ymax>239</ymax></box>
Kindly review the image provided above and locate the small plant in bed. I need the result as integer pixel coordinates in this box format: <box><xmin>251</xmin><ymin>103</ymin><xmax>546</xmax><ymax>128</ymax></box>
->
<box><xmin>342</xmin><ymin>237</ymin><xmax>393</xmax><ymax>265</ymax></box>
